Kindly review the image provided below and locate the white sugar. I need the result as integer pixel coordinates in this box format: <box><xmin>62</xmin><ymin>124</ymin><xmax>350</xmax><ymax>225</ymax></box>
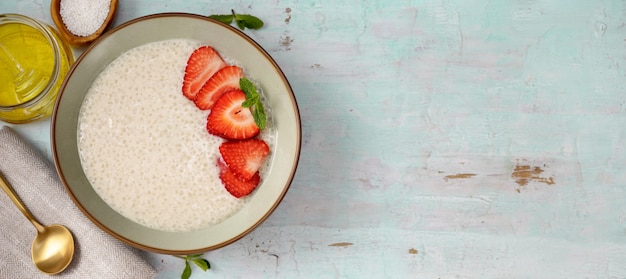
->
<box><xmin>60</xmin><ymin>0</ymin><xmax>110</xmax><ymax>37</ymax></box>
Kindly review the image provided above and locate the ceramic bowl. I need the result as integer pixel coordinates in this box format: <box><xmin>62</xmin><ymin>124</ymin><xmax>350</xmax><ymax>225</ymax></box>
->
<box><xmin>51</xmin><ymin>13</ymin><xmax>301</xmax><ymax>254</ymax></box>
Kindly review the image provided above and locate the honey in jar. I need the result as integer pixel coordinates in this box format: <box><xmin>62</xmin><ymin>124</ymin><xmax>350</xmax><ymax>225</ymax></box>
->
<box><xmin>0</xmin><ymin>14</ymin><xmax>74</xmax><ymax>124</ymax></box>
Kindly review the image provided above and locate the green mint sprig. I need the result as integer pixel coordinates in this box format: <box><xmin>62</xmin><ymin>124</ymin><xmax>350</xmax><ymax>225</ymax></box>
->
<box><xmin>175</xmin><ymin>254</ymin><xmax>211</xmax><ymax>279</ymax></box>
<box><xmin>240</xmin><ymin>78</ymin><xmax>267</xmax><ymax>130</ymax></box>
<box><xmin>209</xmin><ymin>9</ymin><xmax>264</xmax><ymax>30</ymax></box>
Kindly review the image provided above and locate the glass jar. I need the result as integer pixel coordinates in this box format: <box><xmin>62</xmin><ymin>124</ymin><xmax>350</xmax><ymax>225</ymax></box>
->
<box><xmin>0</xmin><ymin>14</ymin><xmax>74</xmax><ymax>124</ymax></box>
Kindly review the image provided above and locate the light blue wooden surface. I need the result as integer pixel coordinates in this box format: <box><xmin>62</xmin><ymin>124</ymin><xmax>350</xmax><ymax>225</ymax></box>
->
<box><xmin>3</xmin><ymin>0</ymin><xmax>626</xmax><ymax>278</ymax></box>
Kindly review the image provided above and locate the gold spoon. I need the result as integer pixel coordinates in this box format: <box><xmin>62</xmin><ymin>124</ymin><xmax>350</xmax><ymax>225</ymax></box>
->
<box><xmin>0</xmin><ymin>172</ymin><xmax>74</xmax><ymax>274</ymax></box>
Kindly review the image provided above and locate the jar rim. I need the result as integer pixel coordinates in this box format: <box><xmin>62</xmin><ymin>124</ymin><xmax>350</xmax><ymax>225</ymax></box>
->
<box><xmin>0</xmin><ymin>13</ymin><xmax>63</xmax><ymax>110</ymax></box>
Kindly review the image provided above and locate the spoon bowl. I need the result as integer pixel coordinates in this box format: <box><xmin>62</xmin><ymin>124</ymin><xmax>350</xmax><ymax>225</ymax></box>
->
<box><xmin>0</xmin><ymin>172</ymin><xmax>75</xmax><ymax>274</ymax></box>
<box><xmin>32</xmin><ymin>225</ymin><xmax>75</xmax><ymax>274</ymax></box>
<box><xmin>49</xmin><ymin>0</ymin><xmax>118</xmax><ymax>47</ymax></box>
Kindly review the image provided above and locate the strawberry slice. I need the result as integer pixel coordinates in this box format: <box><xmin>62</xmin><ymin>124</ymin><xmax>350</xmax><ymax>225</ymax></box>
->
<box><xmin>207</xmin><ymin>90</ymin><xmax>260</xmax><ymax>140</ymax></box>
<box><xmin>219</xmin><ymin>139</ymin><xmax>270</xmax><ymax>181</ymax></box>
<box><xmin>182</xmin><ymin>46</ymin><xmax>226</xmax><ymax>100</ymax></box>
<box><xmin>218</xmin><ymin>160</ymin><xmax>261</xmax><ymax>198</ymax></box>
<box><xmin>194</xmin><ymin>65</ymin><xmax>243</xmax><ymax>110</ymax></box>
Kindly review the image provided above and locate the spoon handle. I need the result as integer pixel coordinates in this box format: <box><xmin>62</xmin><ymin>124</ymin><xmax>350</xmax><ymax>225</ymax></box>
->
<box><xmin>0</xmin><ymin>171</ymin><xmax>46</xmax><ymax>233</ymax></box>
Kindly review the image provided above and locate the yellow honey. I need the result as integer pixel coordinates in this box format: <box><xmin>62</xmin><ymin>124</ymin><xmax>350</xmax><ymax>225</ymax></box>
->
<box><xmin>0</xmin><ymin>14</ymin><xmax>73</xmax><ymax>124</ymax></box>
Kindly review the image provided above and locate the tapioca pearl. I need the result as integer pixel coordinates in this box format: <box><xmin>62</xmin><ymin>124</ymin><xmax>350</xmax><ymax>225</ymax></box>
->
<box><xmin>78</xmin><ymin>39</ymin><xmax>275</xmax><ymax>232</ymax></box>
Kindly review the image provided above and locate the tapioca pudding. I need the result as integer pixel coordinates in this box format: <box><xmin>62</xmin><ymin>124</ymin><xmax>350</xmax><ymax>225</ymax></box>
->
<box><xmin>77</xmin><ymin>39</ymin><xmax>274</xmax><ymax>232</ymax></box>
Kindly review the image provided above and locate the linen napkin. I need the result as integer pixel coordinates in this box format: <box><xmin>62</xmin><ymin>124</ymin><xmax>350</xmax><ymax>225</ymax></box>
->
<box><xmin>0</xmin><ymin>126</ymin><xmax>157</xmax><ymax>278</ymax></box>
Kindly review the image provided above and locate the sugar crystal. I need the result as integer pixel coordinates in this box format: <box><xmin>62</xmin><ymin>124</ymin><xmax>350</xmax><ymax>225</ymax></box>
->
<box><xmin>59</xmin><ymin>0</ymin><xmax>111</xmax><ymax>37</ymax></box>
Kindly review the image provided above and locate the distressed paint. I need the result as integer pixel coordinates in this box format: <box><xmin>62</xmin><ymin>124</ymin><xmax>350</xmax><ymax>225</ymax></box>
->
<box><xmin>444</xmin><ymin>173</ymin><xmax>477</xmax><ymax>181</ymax></box>
<box><xmin>2</xmin><ymin>0</ymin><xmax>626</xmax><ymax>278</ymax></box>
<box><xmin>511</xmin><ymin>163</ymin><xmax>555</xmax><ymax>187</ymax></box>
<box><xmin>328</xmin><ymin>242</ymin><xmax>354</xmax><ymax>247</ymax></box>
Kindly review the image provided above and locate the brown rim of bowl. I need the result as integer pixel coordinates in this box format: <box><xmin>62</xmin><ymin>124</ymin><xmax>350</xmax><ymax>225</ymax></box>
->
<box><xmin>50</xmin><ymin>12</ymin><xmax>302</xmax><ymax>254</ymax></box>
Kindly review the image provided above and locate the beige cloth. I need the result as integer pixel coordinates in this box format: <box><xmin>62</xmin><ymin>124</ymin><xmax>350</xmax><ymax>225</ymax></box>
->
<box><xmin>0</xmin><ymin>126</ymin><xmax>157</xmax><ymax>278</ymax></box>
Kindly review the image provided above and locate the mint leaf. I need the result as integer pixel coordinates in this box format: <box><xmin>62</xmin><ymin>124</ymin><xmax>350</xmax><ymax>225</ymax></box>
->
<box><xmin>239</xmin><ymin>78</ymin><xmax>267</xmax><ymax>129</ymax></box>
<box><xmin>240</xmin><ymin>78</ymin><xmax>257</xmax><ymax>100</ymax></box>
<box><xmin>208</xmin><ymin>10</ymin><xmax>264</xmax><ymax>30</ymax></box>
<box><xmin>235</xmin><ymin>18</ymin><xmax>247</xmax><ymax>30</ymax></box>
<box><xmin>235</xmin><ymin>14</ymin><xmax>264</xmax><ymax>30</ymax></box>
<box><xmin>175</xmin><ymin>254</ymin><xmax>211</xmax><ymax>279</ymax></box>
<box><xmin>241</xmin><ymin>97</ymin><xmax>257</xmax><ymax>108</ymax></box>
<box><xmin>208</xmin><ymin>14</ymin><xmax>233</xmax><ymax>25</ymax></box>
<box><xmin>181</xmin><ymin>261</ymin><xmax>191</xmax><ymax>279</ymax></box>
<box><xmin>185</xmin><ymin>254</ymin><xmax>203</xmax><ymax>261</ymax></box>
<box><xmin>253</xmin><ymin>102</ymin><xmax>266</xmax><ymax>130</ymax></box>
<box><xmin>192</xmin><ymin>258</ymin><xmax>211</xmax><ymax>271</ymax></box>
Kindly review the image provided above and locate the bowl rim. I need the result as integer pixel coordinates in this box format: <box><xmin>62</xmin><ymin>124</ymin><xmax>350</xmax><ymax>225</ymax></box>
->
<box><xmin>50</xmin><ymin>12</ymin><xmax>302</xmax><ymax>254</ymax></box>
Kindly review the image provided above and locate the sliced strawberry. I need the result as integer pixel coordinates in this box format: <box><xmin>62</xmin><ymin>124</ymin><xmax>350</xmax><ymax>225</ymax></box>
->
<box><xmin>207</xmin><ymin>90</ymin><xmax>260</xmax><ymax>140</ymax></box>
<box><xmin>182</xmin><ymin>46</ymin><xmax>226</xmax><ymax>100</ymax></box>
<box><xmin>219</xmin><ymin>160</ymin><xmax>261</xmax><ymax>198</ymax></box>
<box><xmin>194</xmin><ymin>65</ymin><xmax>243</xmax><ymax>110</ymax></box>
<box><xmin>219</xmin><ymin>139</ymin><xmax>270</xmax><ymax>181</ymax></box>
